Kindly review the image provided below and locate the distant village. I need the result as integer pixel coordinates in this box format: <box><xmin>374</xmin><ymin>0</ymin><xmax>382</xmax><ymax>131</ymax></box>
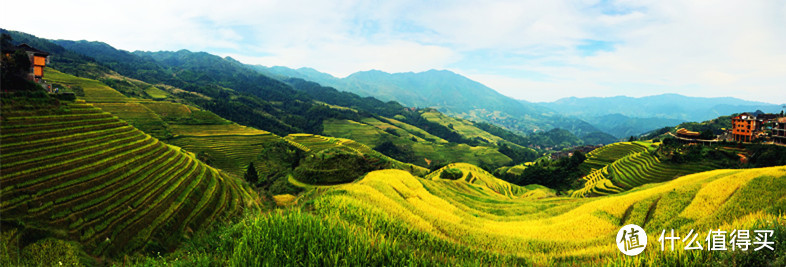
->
<box><xmin>674</xmin><ymin>111</ymin><xmax>786</xmax><ymax>146</ymax></box>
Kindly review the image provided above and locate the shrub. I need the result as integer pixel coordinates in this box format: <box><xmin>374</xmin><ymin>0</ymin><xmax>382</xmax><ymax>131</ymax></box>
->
<box><xmin>440</xmin><ymin>168</ymin><xmax>463</xmax><ymax>180</ymax></box>
<box><xmin>20</xmin><ymin>238</ymin><xmax>83</xmax><ymax>266</ymax></box>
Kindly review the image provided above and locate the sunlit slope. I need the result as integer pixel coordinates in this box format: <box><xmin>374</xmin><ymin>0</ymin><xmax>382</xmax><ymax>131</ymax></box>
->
<box><xmin>284</xmin><ymin>133</ymin><xmax>428</xmax><ymax>176</ymax></box>
<box><xmin>425</xmin><ymin>163</ymin><xmax>555</xmax><ymax>198</ymax></box>
<box><xmin>0</xmin><ymin>102</ymin><xmax>257</xmax><ymax>256</ymax></box>
<box><xmin>579</xmin><ymin>141</ymin><xmax>650</xmax><ymax>173</ymax></box>
<box><xmin>45</xmin><ymin>67</ymin><xmax>283</xmax><ymax>177</ymax></box>
<box><xmin>323</xmin><ymin>118</ymin><xmax>513</xmax><ymax>167</ymax></box>
<box><xmin>313</xmin><ymin>165</ymin><xmax>786</xmax><ymax>264</ymax></box>
<box><xmin>573</xmin><ymin>145</ymin><xmax>720</xmax><ymax>197</ymax></box>
<box><xmin>45</xmin><ymin>68</ymin><xmax>129</xmax><ymax>102</ymax></box>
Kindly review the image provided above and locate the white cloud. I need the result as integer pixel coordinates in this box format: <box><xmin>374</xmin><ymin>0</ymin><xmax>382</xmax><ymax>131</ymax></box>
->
<box><xmin>2</xmin><ymin>0</ymin><xmax>784</xmax><ymax>103</ymax></box>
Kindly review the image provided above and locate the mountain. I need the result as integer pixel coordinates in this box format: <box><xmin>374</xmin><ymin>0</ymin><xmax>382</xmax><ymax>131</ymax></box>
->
<box><xmin>3</xmin><ymin>30</ymin><xmax>550</xmax><ymax>170</ymax></box>
<box><xmin>581</xmin><ymin>113</ymin><xmax>686</xmax><ymax>138</ymax></box>
<box><xmin>255</xmin><ymin>65</ymin><xmax>616</xmax><ymax>144</ymax></box>
<box><xmin>539</xmin><ymin>94</ymin><xmax>783</xmax><ymax>122</ymax></box>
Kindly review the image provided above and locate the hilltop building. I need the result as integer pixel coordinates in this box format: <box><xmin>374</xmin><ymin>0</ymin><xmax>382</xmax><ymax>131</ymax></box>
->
<box><xmin>1</xmin><ymin>43</ymin><xmax>49</xmax><ymax>83</ymax></box>
<box><xmin>731</xmin><ymin>113</ymin><xmax>757</xmax><ymax>142</ymax></box>
<box><xmin>675</xmin><ymin>128</ymin><xmax>700</xmax><ymax>139</ymax></box>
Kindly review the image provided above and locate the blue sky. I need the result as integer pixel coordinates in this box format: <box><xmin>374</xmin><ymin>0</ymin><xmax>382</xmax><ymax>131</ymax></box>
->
<box><xmin>2</xmin><ymin>0</ymin><xmax>785</xmax><ymax>104</ymax></box>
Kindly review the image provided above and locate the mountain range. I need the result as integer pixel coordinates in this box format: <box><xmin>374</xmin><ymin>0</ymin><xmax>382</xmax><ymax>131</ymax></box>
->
<box><xmin>256</xmin><ymin>66</ymin><xmax>784</xmax><ymax>138</ymax></box>
<box><xmin>255</xmin><ymin>65</ymin><xmax>615</xmax><ymax>142</ymax></box>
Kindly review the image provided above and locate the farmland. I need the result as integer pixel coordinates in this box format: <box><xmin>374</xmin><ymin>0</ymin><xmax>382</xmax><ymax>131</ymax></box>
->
<box><xmin>322</xmin><ymin>118</ymin><xmax>514</xmax><ymax>168</ymax></box>
<box><xmin>284</xmin><ymin>133</ymin><xmax>428</xmax><ymax>178</ymax></box>
<box><xmin>0</xmin><ymin>101</ymin><xmax>258</xmax><ymax>260</ymax></box>
<box><xmin>44</xmin><ymin>68</ymin><xmax>129</xmax><ymax>103</ymax></box>
<box><xmin>136</xmin><ymin>162</ymin><xmax>786</xmax><ymax>266</ymax></box>
<box><xmin>572</xmin><ymin>142</ymin><xmax>722</xmax><ymax>197</ymax></box>
<box><xmin>167</xmin><ymin>133</ymin><xmax>282</xmax><ymax>177</ymax></box>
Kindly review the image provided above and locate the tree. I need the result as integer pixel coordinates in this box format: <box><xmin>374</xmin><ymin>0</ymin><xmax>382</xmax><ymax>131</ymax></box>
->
<box><xmin>699</xmin><ymin>129</ymin><xmax>715</xmax><ymax>140</ymax></box>
<box><xmin>244</xmin><ymin>162</ymin><xmax>259</xmax><ymax>185</ymax></box>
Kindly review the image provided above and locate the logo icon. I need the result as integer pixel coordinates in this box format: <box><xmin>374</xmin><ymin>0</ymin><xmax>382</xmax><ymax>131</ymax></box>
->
<box><xmin>617</xmin><ymin>224</ymin><xmax>647</xmax><ymax>256</ymax></box>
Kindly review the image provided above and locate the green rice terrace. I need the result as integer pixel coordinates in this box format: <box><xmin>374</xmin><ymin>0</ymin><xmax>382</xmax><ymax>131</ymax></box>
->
<box><xmin>284</xmin><ymin>133</ymin><xmax>429</xmax><ymax>179</ymax></box>
<box><xmin>322</xmin><ymin>118</ymin><xmax>516</xmax><ymax>168</ymax></box>
<box><xmin>572</xmin><ymin>142</ymin><xmax>722</xmax><ymax>197</ymax></box>
<box><xmin>1</xmin><ymin>97</ymin><xmax>784</xmax><ymax>266</ymax></box>
<box><xmin>0</xmin><ymin>101</ymin><xmax>258</xmax><ymax>258</ymax></box>
<box><xmin>579</xmin><ymin>141</ymin><xmax>651</xmax><ymax>173</ymax></box>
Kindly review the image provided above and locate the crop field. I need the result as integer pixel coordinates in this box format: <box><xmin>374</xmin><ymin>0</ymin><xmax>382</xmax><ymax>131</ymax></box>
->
<box><xmin>90</xmin><ymin>102</ymin><xmax>171</xmax><ymax>139</ymax></box>
<box><xmin>580</xmin><ymin>141</ymin><xmax>651</xmax><ymax>173</ymax></box>
<box><xmin>140</xmin><ymin>101</ymin><xmax>229</xmax><ymax>125</ymax></box>
<box><xmin>573</xmin><ymin>144</ymin><xmax>721</xmax><ymax>197</ymax></box>
<box><xmin>44</xmin><ymin>68</ymin><xmax>129</xmax><ymax>102</ymax></box>
<box><xmin>322</xmin><ymin>119</ymin><xmax>512</xmax><ymax>168</ymax></box>
<box><xmin>426</xmin><ymin>163</ymin><xmax>555</xmax><ymax>198</ymax></box>
<box><xmin>284</xmin><ymin>133</ymin><xmax>428</xmax><ymax>176</ymax></box>
<box><xmin>419</xmin><ymin>109</ymin><xmax>503</xmax><ymax>145</ymax></box>
<box><xmin>0</xmin><ymin>102</ymin><xmax>257</xmax><ymax>257</ymax></box>
<box><xmin>290</xmin><ymin>164</ymin><xmax>786</xmax><ymax>265</ymax></box>
<box><xmin>167</xmin><ymin>134</ymin><xmax>282</xmax><ymax>177</ymax></box>
<box><xmin>168</xmin><ymin>124</ymin><xmax>269</xmax><ymax>137</ymax></box>
<box><xmin>379</xmin><ymin>117</ymin><xmax>449</xmax><ymax>143</ymax></box>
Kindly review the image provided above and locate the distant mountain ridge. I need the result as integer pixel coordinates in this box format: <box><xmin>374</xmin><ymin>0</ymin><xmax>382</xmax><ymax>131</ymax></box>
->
<box><xmin>254</xmin><ymin>65</ymin><xmax>616</xmax><ymax>144</ymax></box>
<box><xmin>538</xmin><ymin>94</ymin><xmax>782</xmax><ymax>122</ymax></box>
<box><xmin>535</xmin><ymin>94</ymin><xmax>783</xmax><ymax>137</ymax></box>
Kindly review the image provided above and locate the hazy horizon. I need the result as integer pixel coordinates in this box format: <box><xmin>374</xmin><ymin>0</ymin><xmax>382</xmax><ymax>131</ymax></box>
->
<box><xmin>3</xmin><ymin>0</ymin><xmax>785</xmax><ymax>103</ymax></box>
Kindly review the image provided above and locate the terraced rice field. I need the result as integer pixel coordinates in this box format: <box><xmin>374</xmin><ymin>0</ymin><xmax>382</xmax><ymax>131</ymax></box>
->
<box><xmin>140</xmin><ymin>101</ymin><xmax>228</xmax><ymax>125</ymax></box>
<box><xmin>572</xmin><ymin>151</ymin><xmax>720</xmax><ymax>197</ymax></box>
<box><xmin>0</xmin><ymin>102</ymin><xmax>257</xmax><ymax>256</ymax></box>
<box><xmin>308</xmin><ymin>164</ymin><xmax>786</xmax><ymax>265</ymax></box>
<box><xmin>322</xmin><ymin>119</ymin><xmax>512</xmax><ymax>168</ymax></box>
<box><xmin>426</xmin><ymin>163</ymin><xmax>554</xmax><ymax>198</ymax></box>
<box><xmin>579</xmin><ymin>141</ymin><xmax>651</xmax><ymax>173</ymax></box>
<box><xmin>45</xmin><ymin>68</ymin><xmax>129</xmax><ymax>103</ymax></box>
<box><xmin>419</xmin><ymin>109</ymin><xmax>504</xmax><ymax>145</ymax></box>
<box><xmin>284</xmin><ymin>133</ymin><xmax>428</xmax><ymax>176</ymax></box>
<box><xmin>90</xmin><ymin>102</ymin><xmax>171</xmax><ymax>139</ymax></box>
<box><xmin>167</xmin><ymin>133</ymin><xmax>282</xmax><ymax>177</ymax></box>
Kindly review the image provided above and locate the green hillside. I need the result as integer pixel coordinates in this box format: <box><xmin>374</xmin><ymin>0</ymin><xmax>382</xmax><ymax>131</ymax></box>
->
<box><xmin>134</xmin><ymin>164</ymin><xmax>786</xmax><ymax>266</ymax></box>
<box><xmin>322</xmin><ymin>118</ymin><xmax>516</xmax><ymax>169</ymax></box>
<box><xmin>284</xmin><ymin>133</ymin><xmax>428</xmax><ymax>180</ymax></box>
<box><xmin>256</xmin><ymin>66</ymin><xmax>612</xmax><ymax>140</ymax></box>
<box><xmin>0</xmin><ymin>100</ymin><xmax>258</xmax><ymax>259</ymax></box>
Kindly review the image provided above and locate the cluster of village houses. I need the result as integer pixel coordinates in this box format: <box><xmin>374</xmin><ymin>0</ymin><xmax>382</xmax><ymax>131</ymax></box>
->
<box><xmin>675</xmin><ymin>112</ymin><xmax>786</xmax><ymax>145</ymax></box>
